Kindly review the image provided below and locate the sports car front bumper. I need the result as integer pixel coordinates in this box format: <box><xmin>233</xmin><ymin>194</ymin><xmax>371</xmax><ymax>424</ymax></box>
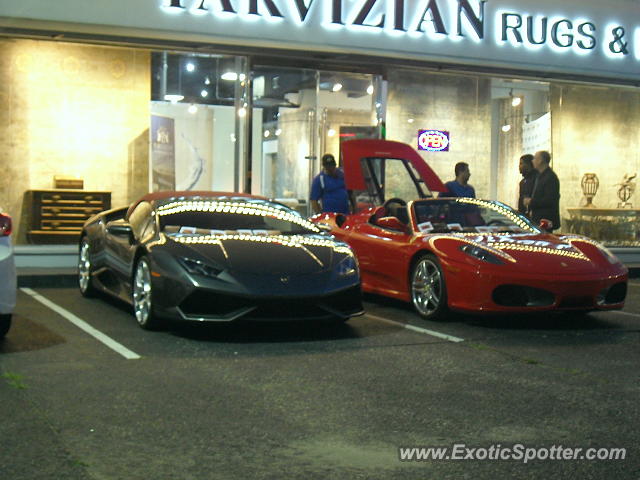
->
<box><xmin>174</xmin><ymin>284</ymin><xmax>363</xmax><ymax>322</ymax></box>
<box><xmin>443</xmin><ymin>260</ymin><xmax>628</xmax><ymax>313</ymax></box>
<box><xmin>150</xmin><ymin>257</ymin><xmax>364</xmax><ymax>322</ymax></box>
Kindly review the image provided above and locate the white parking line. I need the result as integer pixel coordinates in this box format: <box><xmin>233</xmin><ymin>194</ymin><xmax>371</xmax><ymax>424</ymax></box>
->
<box><xmin>627</xmin><ymin>282</ymin><xmax>640</xmax><ymax>288</ymax></box>
<box><xmin>611</xmin><ymin>310</ymin><xmax>640</xmax><ymax>319</ymax></box>
<box><xmin>21</xmin><ymin>288</ymin><xmax>141</xmax><ymax>360</ymax></box>
<box><xmin>365</xmin><ymin>313</ymin><xmax>464</xmax><ymax>343</ymax></box>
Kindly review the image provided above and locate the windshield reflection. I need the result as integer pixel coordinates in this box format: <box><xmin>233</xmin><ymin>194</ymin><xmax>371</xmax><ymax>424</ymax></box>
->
<box><xmin>413</xmin><ymin>198</ymin><xmax>538</xmax><ymax>234</ymax></box>
<box><xmin>157</xmin><ymin>199</ymin><xmax>319</xmax><ymax>235</ymax></box>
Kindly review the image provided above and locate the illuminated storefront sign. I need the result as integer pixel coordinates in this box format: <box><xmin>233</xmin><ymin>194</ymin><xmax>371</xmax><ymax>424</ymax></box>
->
<box><xmin>418</xmin><ymin>130</ymin><xmax>450</xmax><ymax>152</ymax></box>
<box><xmin>1</xmin><ymin>0</ymin><xmax>640</xmax><ymax>82</ymax></box>
<box><xmin>162</xmin><ymin>0</ymin><xmax>635</xmax><ymax>59</ymax></box>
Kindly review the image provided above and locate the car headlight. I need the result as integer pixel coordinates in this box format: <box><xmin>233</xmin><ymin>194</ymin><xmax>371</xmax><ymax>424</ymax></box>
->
<box><xmin>178</xmin><ymin>257</ymin><xmax>223</xmax><ymax>277</ymax></box>
<box><xmin>460</xmin><ymin>245</ymin><xmax>504</xmax><ymax>265</ymax></box>
<box><xmin>337</xmin><ymin>254</ymin><xmax>358</xmax><ymax>277</ymax></box>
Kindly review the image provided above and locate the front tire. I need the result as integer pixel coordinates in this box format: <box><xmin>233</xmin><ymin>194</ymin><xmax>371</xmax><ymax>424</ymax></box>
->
<box><xmin>132</xmin><ymin>256</ymin><xmax>163</xmax><ymax>330</ymax></box>
<box><xmin>78</xmin><ymin>237</ymin><xmax>96</xmax><ymax>297</ymax></box>
<box><xmin>410</xmin><ymin>254</ymin><xmax>448</xmax><ymax>320</ymax></box>
<box><xmin>0</xmin><ymin>314</ymin><xmax>11</xmax><ymax>338</ymax></box>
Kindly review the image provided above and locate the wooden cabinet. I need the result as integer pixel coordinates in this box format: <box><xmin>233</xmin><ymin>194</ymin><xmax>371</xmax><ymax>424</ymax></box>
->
<box><xmin>26</xmin><ymin>189</ymin><xmax>111</xmax><ymax>244</ymax></box>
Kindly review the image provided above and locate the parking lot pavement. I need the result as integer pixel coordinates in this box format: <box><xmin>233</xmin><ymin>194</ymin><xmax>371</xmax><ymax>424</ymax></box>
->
<box><xmin>362</xmin><ymin>292</ymin><xmax>640</xmax><ymax>388</ymax></box>
<box><xmin>1</xmin><ymin>286</ymin><xmax>639</xmax><ymax>479</ymax></box>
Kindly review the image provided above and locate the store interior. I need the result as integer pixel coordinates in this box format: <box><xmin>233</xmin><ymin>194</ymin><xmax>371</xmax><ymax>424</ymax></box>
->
<box><xmin>1</xmin><ymin>38</ymin><xmax>639</xmax><ymax>246</ymax></box>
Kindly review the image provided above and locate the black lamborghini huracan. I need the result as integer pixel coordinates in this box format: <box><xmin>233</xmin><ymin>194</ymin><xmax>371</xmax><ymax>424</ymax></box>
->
<box><xmin>78</xmin><ymin>191</ymin><xmax>363</xmax><ymax>329</ymax></box>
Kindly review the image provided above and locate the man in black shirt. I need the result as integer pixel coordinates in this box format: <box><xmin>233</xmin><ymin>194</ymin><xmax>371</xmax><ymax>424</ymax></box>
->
<box><xmin>517</xmin><ymin>154</ymin><xmax>536</xmax><ymax>217</ymax></box>
<box><xmin>523</xmin><ymin>150</ymin><xmax>560</xmax><ymax>232</ymax></box>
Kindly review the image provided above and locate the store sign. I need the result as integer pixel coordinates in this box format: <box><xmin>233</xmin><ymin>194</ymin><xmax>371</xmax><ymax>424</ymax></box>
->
<box><xmin>1</xmin><ymin>0</ymin><xmax>639</xmax><ymax>82</ymax></box>
<box><xmin>418</xmin><ymin>130</ymin><xmax>450</xmax><ymax>152</ymax></box>
<box><xmin>162</xmin><ymin>0</ymin><xmax>633</xmax><ymax>58</ymax></box>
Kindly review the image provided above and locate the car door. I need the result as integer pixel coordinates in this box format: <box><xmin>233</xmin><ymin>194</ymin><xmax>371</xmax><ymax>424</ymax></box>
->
<box><xmin>347</xmin><ymin>215</ymin><xmax>412</xmax><ymax>295</ymax></box>
<box><xmin>103</xmin><ymin>201</ymin><xmax>153</xmax><ymax>298</ymax></box>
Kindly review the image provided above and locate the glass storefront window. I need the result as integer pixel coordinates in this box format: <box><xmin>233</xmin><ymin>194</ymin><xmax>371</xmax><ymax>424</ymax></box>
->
<box><xmin>250</xmin><ymin>66</ymin><xmax>382</xmax><ymax>215</ymax></box>
<box><xmin>550</xmin><ymin>84</ymin><xmax>640</xmax><ymax>246</ymax></box>
<box><xmin>0</xmin><ymin>39</ymin><xmax>152</xmax><ymax>245</ymax></box>
<box><xmin>250</xmin><ymin>66</ymin><xmax>318</xmax><ymax>209</ymax></box>
<box><xmin>386</xmin><ymin>67</ymin><xmax>640</xmax><ymax>247</ymax></box>
<box><xmin>492</xmin><ymin>78</ymin><xmax>550</xmax><ymax>210</ymax></box>
<box><xmin>150</xmin><ymin>52</ymin><xmax>248</xmax><ymax>193</ymax></box>
<box><xmin>385</xmin><ymin>70</ymin><xmax>548</xmax><ymax>226</ymax></box>
<box><xmin>2</xmin><ymin>36</ymin><xmax>638</xmax><ymax>250</ymax></box>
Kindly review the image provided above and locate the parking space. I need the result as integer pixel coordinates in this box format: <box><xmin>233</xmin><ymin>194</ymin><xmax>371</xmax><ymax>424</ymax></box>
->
<box><xmin>11</xmin><ymin>288</ymin><xmax>456</xmax><ymax>359</ymax></box>
<box><xmin>1</xmin><ymin>285</ymin><xmax>639</xmax><ymax>479</ymax></box>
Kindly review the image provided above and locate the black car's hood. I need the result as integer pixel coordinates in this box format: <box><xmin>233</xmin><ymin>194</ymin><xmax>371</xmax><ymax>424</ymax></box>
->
<box><xmin>166</xmin><ymin>233</ymin><xmax>349</xmax><ymax>274</ymax></box>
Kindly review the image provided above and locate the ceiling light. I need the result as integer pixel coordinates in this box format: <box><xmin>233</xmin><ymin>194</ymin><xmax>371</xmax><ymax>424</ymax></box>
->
<box><xmin>188</xmin><ymin>104</ymin><xmax>198</xmax><ymax>114</ymax></box>
<box><xmin>204</xmin><ymin>76</ymin><xmax>211</xmax><ymax>85</ymax></box>
<box><xmin>332</xmin><ymin>83</ymin><xmax>342</xmax><ymax>92</ymax></box>
<box><xmin>328</xmin><ymin>128</ymin><xmax>336</xmax><ymax>137</ymax></box>
<box><xmin>221</xmin><ymin>72</ymin><xmax>238</xmax><ymax>81</ymax></box>
<box><xmin>501</xmin><ymin>124</ymin><xmax>511</xmax><ymax>132</ymax></box>
<box><xmin>508</xmin><ymin>88</ymin><xmax>521</xmax><ymax>107</ymax></box>
<box><xmin>407</xmin><ymin>118</ymin><xmax>414</xmax><ymax>124</ymax></box>
<box><xmin>264</xmin><ymin>130</ymin><xmax>270</xmax><ymax>138</ymax></box>
<box><xmin>164</xmin><ymin>94</ymin><xmax>184</xmax><ymax>103</ymax></box>
<box><xmin>200</xmin><ymin>89</ymin><xmax>208</xmax><ymax>98</ymax></box>
<box><xmin>275</xmin><ymin>128</ymin><xmax>282</xmax><ymax>136</ymax></box>
<box><xmin>367</xmin><ymin>85</ymin><xmax>374</xmax><ymax>95</ymax></box>
<box><xmin>186</xmin><ymin>62</ymin><xmax>195</xmax><ymax>72</ymax></box>
<box><xmin>238</xmin><ymin>107</ymin><xmax>247</xmax><ymax>118</ymax></box>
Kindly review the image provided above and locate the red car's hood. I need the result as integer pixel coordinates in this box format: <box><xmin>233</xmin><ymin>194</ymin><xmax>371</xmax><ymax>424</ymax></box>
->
<box><xmin>434</xmin><ymin>233</ymin><xmax>613</xmax><ymax>274</ymax></box>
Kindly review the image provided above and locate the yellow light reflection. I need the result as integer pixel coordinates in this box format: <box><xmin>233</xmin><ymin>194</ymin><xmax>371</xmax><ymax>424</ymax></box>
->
<box><xmin>172</xmin><ymin>232</ymin><xmax>353</xmax><ymax>257</ymax></box>
<box><xmin>488</xmin><ymin>243</ymin><xmax>588</xmax><ymax>261</ymax></box>
<box><xmin>453</xmin><ymin>198</ymin><xmax>533</xmax><ymax>230</ymax></box>
<box><xmin>157</xmin><ymin>200</ymin><xmax>320</xmax><ymax>233</ymax></box>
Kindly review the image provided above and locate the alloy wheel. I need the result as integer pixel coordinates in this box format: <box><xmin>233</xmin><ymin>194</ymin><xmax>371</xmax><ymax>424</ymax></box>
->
<box><xmin>133</xmin><ymin>259</ymin><xmax>153</xmax><ymax>326</ymax></box>
<box><xmin>78</xmin><ymin>239</ymin><xmax>92</xmax><ymax>295</ymax></box>
<box><xmin>411</xmin><ymin>257</ymin><xmax>443</xmax><ymax>318</ymax></box>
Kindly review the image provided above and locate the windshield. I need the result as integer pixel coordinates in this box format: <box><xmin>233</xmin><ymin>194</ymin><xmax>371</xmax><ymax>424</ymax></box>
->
<box><xmin>412</xmin><ymin>198</ymin><xmax>539</xmax><ymax>234</ymax></box>
<box><xmin>157</xmin><ymin>198</ymin><xmax>319</xmax><ymax>236</ymax></box>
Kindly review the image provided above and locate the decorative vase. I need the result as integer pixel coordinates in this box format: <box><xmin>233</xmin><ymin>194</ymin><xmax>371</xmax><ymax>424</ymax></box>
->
<box><xmin>581</xmin><ymin>173</ymin><xmax>599</xmax><ymax>207</ymax></box>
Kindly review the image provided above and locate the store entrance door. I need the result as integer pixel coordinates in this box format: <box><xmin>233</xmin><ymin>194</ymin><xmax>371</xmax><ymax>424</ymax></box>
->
<box><xmin>250</xmin><ymin>66</ymin><xmax>383</xmax><ymax>215</ymax></box>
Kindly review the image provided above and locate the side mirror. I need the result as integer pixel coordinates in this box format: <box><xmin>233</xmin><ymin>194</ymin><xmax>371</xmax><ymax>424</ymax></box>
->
<box><xmin>376</xmin><ymin>216</ymin><xmax>407</xmax><ymax>232</ymax></box>
<box><xmin>106</xmin><ymin>221</ymin><xmax>133</xmax><ymax>238</ymax></box>
<box><xmin>538</xmin><ymin>219</ymin><xmax>553</xmax><ymax>231</ymax></box>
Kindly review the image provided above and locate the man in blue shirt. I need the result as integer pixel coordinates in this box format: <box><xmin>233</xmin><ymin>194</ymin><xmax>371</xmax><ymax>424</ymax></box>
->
<box><xmin>310</xmin><ymin>154</ymin><xmax>350</xmax><ymax>214</ymax></box>
<box><xmin>441</xmin><ymin>162</ymin><xmax>476</xmax><ymax>198</ymax></box>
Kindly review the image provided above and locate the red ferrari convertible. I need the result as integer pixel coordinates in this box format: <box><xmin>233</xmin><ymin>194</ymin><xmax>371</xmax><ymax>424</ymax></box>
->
<box><xmin>312</xmin><ymin>140</ymin><xmax>628</xmax><ymax>320</ymax></box>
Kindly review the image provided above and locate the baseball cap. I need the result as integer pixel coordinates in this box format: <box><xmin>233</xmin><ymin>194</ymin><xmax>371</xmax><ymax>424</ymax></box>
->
<box><xmin>322</xmin><ymin>154</ymin><xmax>336</xmax><ymax>166</ymax></box>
